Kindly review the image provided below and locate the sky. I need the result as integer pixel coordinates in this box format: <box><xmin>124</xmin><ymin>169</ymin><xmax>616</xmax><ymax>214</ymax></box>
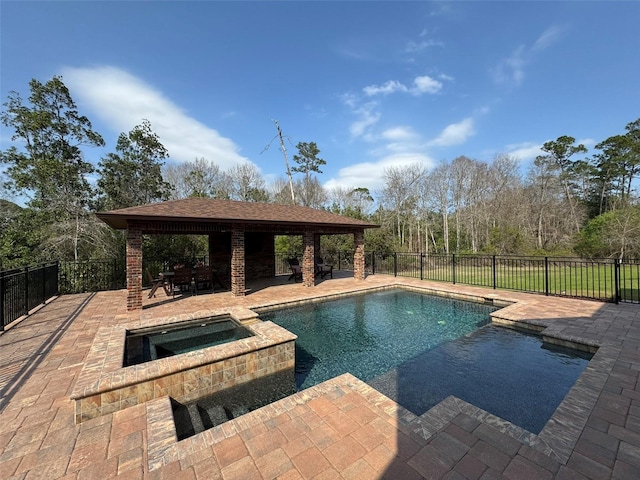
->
<box><xmin>1</xmin><ymin>0</ymin><xmax>639</xmax><ymax>199</ymax></box>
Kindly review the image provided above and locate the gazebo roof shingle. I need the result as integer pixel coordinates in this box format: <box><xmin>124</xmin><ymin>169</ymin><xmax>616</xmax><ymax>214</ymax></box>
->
<box><xmin>97</xmin><ymin>198</ymin><xmax>379</xmax><ymax>230</ymax></box>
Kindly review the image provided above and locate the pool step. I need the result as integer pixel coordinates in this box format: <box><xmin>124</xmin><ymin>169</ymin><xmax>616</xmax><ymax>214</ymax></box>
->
<box><xmin>186</xmin><ymin>403</ymin><xmax>205</xmax><ymax>434</ymax></box>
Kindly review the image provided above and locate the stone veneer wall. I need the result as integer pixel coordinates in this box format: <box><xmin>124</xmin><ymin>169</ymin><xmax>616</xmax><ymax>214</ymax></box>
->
<box><xmin>72</xmin><ymin>315</ymin><xmax>296</xmax><ymax>424</ymax></box>
<box><xmin>74</xmin><ymin>342</ymin><xmax>294</xmax><ymax>423</ymax></box>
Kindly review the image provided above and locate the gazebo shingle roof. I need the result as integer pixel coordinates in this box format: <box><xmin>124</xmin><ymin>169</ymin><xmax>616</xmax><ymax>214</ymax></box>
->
<box><xmin>97</xmin><ymin>198</ymin><xmax>380</xmax><ymax>230</ymax></box>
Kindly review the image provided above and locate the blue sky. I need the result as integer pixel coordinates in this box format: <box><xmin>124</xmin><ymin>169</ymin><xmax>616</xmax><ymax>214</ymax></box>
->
<box><xmin>1</xmin><ymin>1</ymin><xmax>639</xmax><ymax>197</ymax></box>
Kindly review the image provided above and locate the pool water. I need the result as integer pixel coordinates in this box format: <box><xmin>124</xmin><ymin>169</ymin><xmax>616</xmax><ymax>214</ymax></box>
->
<box><xmin>124</xmin><ymin>318</ymin><xmax>253</xmax><ymax>366</ymax></box>
<box><xmin>260</xmin><ymin>289</ymin><xmax>592</xmax><ymax>433</ymax></box>
<box><xmin>368</xmin><ymin>324</ymin><xmax>592</xmax><ymax>433</ymax></box>
<box><xmin>260</xmin><ymin>289</ymin><xmax>496</xmax><ymax>389</ymax></box>
<box><xmin>172</xmin><ymin>369</ymin><xmax>296</xmax><ymax>440</ymax></box>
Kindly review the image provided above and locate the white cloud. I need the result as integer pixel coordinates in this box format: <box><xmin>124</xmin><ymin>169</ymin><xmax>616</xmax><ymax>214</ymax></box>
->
<box><xmin>428</xmin><ymin>118</ymin><xmax>475</xmax><ymax>147</ymax></box>
<box><xmin>533</xmin><ymin>25</ymin><xmax>564</xmax><ymax>52</ymax></box>
<box><xmin>405</xmin><ymin>39</ymin><xmax>444</xmax><ymax>53</ymax></box>
<box><xmin>363</xmin><ymin>80</ymin><xmax>408</xmax><ymax>96</ymax></box>
<box><xmin>381</xmin><ymin>126</ymin><xmax>419</xmax><ymax>142</ymax></box>
<box><xmin>61</xmin><ymin>66</ymin><xmax>249</xmax><ymax>169</ymax></box>
<box><xmin>412</xmin><ymin>75</ymin><xmax>443</xmax><ymax>95</ymax></box>
<box><xmin>491</xmin><ymin>46</ymin><xmax>526</xmax><ymax>87</ymax></box>
<box><xmin>324</xmin><ymin>153</ymin><xmax>435</xmax><ymax>192</ymax></box>
<box><xmin>347</xmin><ymin>101</ymin><xmax>381</xmax><ymax>138</ymax></box>
<box><xmin>504</xmin><ymin>142</ymin><xmax>543</xmax><ymax>162</ymax></box>
<box><xmin>492</xmin><ymin>26</ymin><xmax>565</xmax><ymax>88</ymax></box>
<box><xmin>363</xmin><ymin>74</ymin><xmax>445</xmax><ymax>97</ymax></box>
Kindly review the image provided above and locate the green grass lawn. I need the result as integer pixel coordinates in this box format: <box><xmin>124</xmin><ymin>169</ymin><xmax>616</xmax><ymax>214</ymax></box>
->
<box><xmin>385</xmin><ymin>259</ymin><xmax>639</xmax><ymax>302</ymax></box>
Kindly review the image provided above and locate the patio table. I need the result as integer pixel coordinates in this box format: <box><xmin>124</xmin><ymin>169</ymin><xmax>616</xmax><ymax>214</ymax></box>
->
<box><xmin>160</xmin><ymin>268</ymin><xmax>226</xmax><ymax>296</ymax></box>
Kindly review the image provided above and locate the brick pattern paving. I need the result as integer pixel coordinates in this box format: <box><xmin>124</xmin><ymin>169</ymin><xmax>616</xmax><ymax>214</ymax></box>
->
<box><xmin>0</xmin><ymin>273</ymin><xmax>639</xmax><ymax>479</ymax></box>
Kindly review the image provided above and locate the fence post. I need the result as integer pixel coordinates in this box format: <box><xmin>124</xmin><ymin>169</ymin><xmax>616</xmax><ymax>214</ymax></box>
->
<box><xmin>0</xmin><ymin>271</ymin><xmax>4</xmax><ymax>331</ymax></box>
<box><xmin>372</xmin><ymin>252</ymin><xmax>376</xmax><ymax>275</ymax></box>
<box><xmin>41</xmin><ymin>263</ymin><xmax>46</xmax><ymax>305</ymax></box>
<box><xmin>452</xmin><ymin>253</ymin><xmax>456</xmax><ymax>284</ymax></box>
<box><xmin>492</xmin><ymin>255</ymin><xmax>497</xmax><ymax>289</ymax></box>
<box><xmin>24</xmin><ymin>266</ymin><xmax>29</xmax><ymax>315</ymax></box>
<box><xmin>544</xmin><ymin>257</ymin><xmax>549</xmax><ymax>296</ymax></box>
<box><xmin>614</xmin><ymin>259</ymin><xmax>620</xmax><ymax>304</ymax></box>
<box><xmin>420</xmin><ymin>253</ymin><xmax>424</xmax><ymax>281</ymax></box>
<box><xmin>393</xmin><ymin>253</ymin><xmax>398</xmax><ymax>277</ymax></box>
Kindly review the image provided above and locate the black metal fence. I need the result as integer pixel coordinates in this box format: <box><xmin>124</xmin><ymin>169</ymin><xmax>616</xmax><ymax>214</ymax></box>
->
<box><xmin>1</xmin><ymin>262</ymin><xmax>59</xmax><ymax>330</ymax></box>
<box><xmin>3</xmin><ymin>253</ymin><xmax>638</xmax><ymax>330</ymax></box>
<box><xmin>367</xmin><ymin>253</ymin><xmax>640</xmax><ymax>304</ymax></box>
<box><xmin>58</xmin><ymin>259</ymin><xmax>126</xmax><ymax>294</ymax></box>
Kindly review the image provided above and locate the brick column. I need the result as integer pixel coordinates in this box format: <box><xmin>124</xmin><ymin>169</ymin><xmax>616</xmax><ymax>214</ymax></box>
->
<box><xmin>231</xmin><ymin>227</ymin><xmax>246</xmax><ymax>296</ymax></box>
<box><xmin>302</xmin><ymin>229</ymin><xmax>315</xmax><ymax>287</ymax></box>
<box><xmin>126</xmin><ymin>223</ymin><xmax>143</xmax><ymax>310</ymax></box>
<box><xmin>353</xmin><ymin>229</ymin><xmax>365</xmax><ymax>281</ymax></box>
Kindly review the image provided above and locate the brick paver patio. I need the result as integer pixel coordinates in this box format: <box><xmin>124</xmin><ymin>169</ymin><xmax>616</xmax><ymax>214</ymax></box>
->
<box><xmin>0</xmin><ymin>273</ymin><xmax>639</xmax><ymax>479</ymax></box>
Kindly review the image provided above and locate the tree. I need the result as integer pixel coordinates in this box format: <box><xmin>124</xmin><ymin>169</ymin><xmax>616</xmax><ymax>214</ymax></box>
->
<box><xmin>164</xmin><ymin>157</ymin><xmax>228</xmax><ymax>199</ymax></box>
<box><xmin>228</xmin><ymin>163</ymin><xmax>268</xmax><ymax>202</ymax></box>
<box><xmin>381</xmin><ymin>164</ymin><xmax>426</xmax><ymax>250</ymax></box>
<box><xmin>526</xmin><ymin>155</ymin><xmax>569</xmax><ymax>251</ymax></box>
<box><xmin>576</xmin><ymin>207</ymin><xmax>640</xmax><ymax>259</ymax></box>
<box><xmin>0</xmin><ymin>76</ymin><xmax>105</xmax><ymax>209</ymax></box>
<box><xmin>424</xmin><ymin>163</ymin><xmax>452</xmax><ymax>253</ymax></box>
<box><xmin>269</xmin><ymin>177</ymin><xmax>295</xmax><ymax>205</ymax></box>
<box><xmin>0</xmin><ymin>200</ymin><xmax>37</xmax><ymax>269</ymax></box>
<box><xmin>292</xmin><ymin>141</ymin><xmax>326</xmax><ymax>207</ymax></box>
<box><xmin>97</xmin><ymin>119</ymin><xmax>171</xmax><ymax>210</ymax></box>
<box><xmin>327</xmin><ymin>186</ymin><xmax>374</xmax><ymax>220</ymax></box>
<box><xmin>0</xmin><ymin>76</ymin><xmax>105</xmax><ymax>260</ymax></box>
<box><xmin>540</xmin><ymin>136</ymin><xmax>588</xmax><ymax>233</ymax></box>
<box><xmin>590</xmin><ymin>118</ymin><xmax>640</xmax><ymax>214</ymax></box>
<box><xmin>293</xmin><ymin>176</ymin><xmax>327</xmax><ymax>209</ymax></box>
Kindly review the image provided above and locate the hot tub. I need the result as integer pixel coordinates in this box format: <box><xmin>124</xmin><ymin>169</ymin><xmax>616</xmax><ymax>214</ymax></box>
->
<box><xmin>124</xmin><ymin>316</ymin><xmax>254</xmax><ymax>366</ymax></box>
<box><xmin>71</xmin><ymin>308</ymin><xmax>296</xmax><ymax>423</ymax></box>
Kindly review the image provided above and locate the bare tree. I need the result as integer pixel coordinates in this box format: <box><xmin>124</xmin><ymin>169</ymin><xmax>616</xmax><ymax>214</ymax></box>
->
<box><xmin>228</xmin><ymin>162</ymin><xmax>268</xmax><ymax>202</ymax></box>
<box><xmin>163</xmin><ymin>157</ymin><xmax>227</xmax><ymax>199</ymax></box>
<box><xmin>380</xmin><ymin>164</ymin><xmax>427</xmax><ymax>249</ymax></box>
<box><xmin>328</xmin><ymin>186</ymin><xmax>374</xmax><ymax>217</ymax></box>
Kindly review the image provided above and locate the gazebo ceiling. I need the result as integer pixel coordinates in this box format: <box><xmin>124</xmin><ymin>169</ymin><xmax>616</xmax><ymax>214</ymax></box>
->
<box><xmin>96</xmin><ymin>198</ymin><xmax>380</xmax><ymax>233</ymax></box>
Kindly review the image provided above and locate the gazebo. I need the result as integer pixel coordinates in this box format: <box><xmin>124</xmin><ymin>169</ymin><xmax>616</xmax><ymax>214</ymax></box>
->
<box><xmin>96</xmin><ymin>198</ymin><xmax>380</xmax><ymax>311</ymax></box>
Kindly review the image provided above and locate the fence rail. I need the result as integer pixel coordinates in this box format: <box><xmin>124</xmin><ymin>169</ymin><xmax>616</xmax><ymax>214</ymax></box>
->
<box><xmin>369</xmin><ymin>253</ymin><xmax>639</xmax><ymax>304</ymax></box>
<box><xmin>2</xmin><ymin>253</ymin><xmax>638</xmax><ymax>330</ymax></box>
<box><xmin>1</xmin><ymin>262</ymin><xmax>59</xmax><ymax>330</ymax></box>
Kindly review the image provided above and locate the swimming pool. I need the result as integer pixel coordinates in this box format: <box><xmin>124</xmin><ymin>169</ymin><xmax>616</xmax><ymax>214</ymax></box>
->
<box><xmin>260</xmin><ymin>288</ymin><xmax>592</xmax><ymax>433</ymax></box>
<box><xmin>259</xmin><ymin>289</ymin><xmax>496</xmax><ymax>389</ymax></box>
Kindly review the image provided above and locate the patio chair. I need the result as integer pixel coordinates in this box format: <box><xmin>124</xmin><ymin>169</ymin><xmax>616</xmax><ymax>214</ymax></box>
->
<box><xmin>194</xmin><ymin>265</ymin><xmax>213</xmax><ymax>293</ymax></box>
<box><xmin>315</xmin><ymin>256</ymin><xmax>333</xmax><ymax>279</ymax></box>
<box><xmin>287</xmin><ymin>258</ymin><xmax>302</xmax><ymax>282</ymax></box>
<box><xmin>146</xmin><ymin>269</ymin><xmax>166</xmax><ymax>298</ymax></box>
<box><xmin>172</xmin><ymin>267</ymin><xmax>194</xmax><ymax>297</ymax></box>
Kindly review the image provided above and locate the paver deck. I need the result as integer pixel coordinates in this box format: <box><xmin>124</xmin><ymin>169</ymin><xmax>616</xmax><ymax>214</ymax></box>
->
<box><xmin>0</xmin><ymin>273</ymin><xmax>639</xmax><ymax>479</ymax></box>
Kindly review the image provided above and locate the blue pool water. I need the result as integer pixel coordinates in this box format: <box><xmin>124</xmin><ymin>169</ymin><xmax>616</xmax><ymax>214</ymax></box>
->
<box><xmin>260</xmin><ymin>289</ymin><xmax>496</xmax><ymax>389</ymax></box>
<box><xmin>260</xmin><ymin>288</ymin><xmax>592</xmax><ymax>433</ymax></box>
<box><xmin>124</xmin><ymin>318</ymin><xmax>253</xmax><ymax>366</ymax></box>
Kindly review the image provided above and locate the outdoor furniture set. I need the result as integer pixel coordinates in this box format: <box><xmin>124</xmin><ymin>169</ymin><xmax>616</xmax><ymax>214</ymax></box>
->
<box><xmin>147</xmin><ymin>265</ymin><xmax>224</xmax><ymax>298</ymax></box>
<box><xmin>287</xmin><ymin>256</ymin><xmax>333</xmax><ymax>282</ymax></box>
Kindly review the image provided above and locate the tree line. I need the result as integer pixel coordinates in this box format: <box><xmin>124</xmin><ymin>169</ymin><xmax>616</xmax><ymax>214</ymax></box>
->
<box><xmin>1</xmin><ymin>76</ymin><xmax>638</xmax><ymax>270</ymax></box>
